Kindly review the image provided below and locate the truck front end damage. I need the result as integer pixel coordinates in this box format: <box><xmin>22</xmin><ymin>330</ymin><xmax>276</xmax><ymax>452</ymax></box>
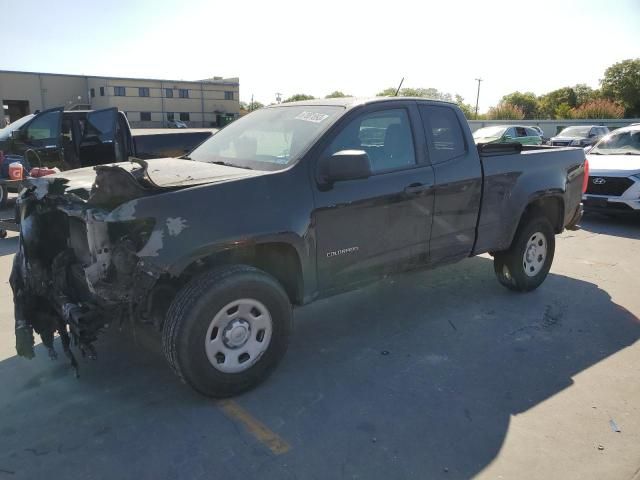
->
<box><xmin>10</xmin><ymin>164</ymin><xmax>167</xmax><ymax>371</ymax></box>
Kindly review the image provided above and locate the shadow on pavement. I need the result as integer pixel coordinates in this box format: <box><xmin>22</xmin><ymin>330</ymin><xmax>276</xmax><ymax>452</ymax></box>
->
<box><xmin>579</xmin><ymin>212</ymin><xmax>640</xmax><ymax>240</ymax></box>
<box><xmin>0</xmin><ymin>256</ymin><xmax>638</xmax><ymax>479</ymax></box>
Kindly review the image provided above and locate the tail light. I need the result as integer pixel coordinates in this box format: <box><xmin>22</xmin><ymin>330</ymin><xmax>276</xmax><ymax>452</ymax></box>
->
<box><xmin>582</xmin><ymin>157</ymin><xmax>589</xmax><ymax>193</ymax></box>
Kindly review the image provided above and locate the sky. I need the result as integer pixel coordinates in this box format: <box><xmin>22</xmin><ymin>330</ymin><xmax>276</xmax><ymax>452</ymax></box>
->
<box><xmin>1</xmin><ymin>0</ymin><xmax>639</xmax><ymax>112</ymax></box>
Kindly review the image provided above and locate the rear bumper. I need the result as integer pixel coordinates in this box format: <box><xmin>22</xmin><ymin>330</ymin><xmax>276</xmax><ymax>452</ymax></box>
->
<box><xmin>583</xmin><ymin>196</ymin><xmax>640</xmax><ymax>214</ymax></box>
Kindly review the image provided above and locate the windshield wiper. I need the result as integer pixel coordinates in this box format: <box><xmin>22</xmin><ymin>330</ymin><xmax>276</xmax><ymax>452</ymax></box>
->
<box><xmin>211</xmin><ymin>161</ymin><xmax>252</xmax><ymax>170</ymax></box>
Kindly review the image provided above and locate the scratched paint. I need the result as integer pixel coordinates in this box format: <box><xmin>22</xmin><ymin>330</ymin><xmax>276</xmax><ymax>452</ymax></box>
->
<box><xmin>166</xmin><ymin>217</ymin><xmax>188</xmax><ymax>236</ymax></box>
<box><xmin>217</xmin><ymin>400</ymin><xmax>291</xmax><ymax>455</ymax></box>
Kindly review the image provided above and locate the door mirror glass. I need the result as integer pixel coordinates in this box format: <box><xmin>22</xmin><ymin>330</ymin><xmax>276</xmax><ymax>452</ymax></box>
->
<box><xmin>321</xmin><ymin>149</ymin><xmax>372</xmax><ymax>184</ymax></box>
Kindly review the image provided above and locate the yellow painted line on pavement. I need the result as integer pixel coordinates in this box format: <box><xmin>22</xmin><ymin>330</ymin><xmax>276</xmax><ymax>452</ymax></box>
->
<box><xmin>217</xmin><ymin>399</ymin><xmax>291</xmax><ymax>455</ymax></box>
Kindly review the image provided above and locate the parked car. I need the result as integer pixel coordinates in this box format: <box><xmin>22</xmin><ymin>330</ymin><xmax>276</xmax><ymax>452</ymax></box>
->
<box><xmin>583</xmin><ymin>124</ymin><xmax>640</xmax><ymax>214</ymax></box>
<box><xmin>10</xmin><ymin>98</ymin><xmax>586</xmax><ymax>397</ymax></box>
<box><xmin>0</xmin><ymin>108</ymin><xmax>214</xmax><ymax>208</ymax></box>
<box><xmin>530</xmin><ymin>125</ymin><xmax>550</xmax><ymax>145</ymax></box>
<box><xmin>167</xmin><ymin>119</ymin><xmax>188</xmax><ymax>128</ymax></box>
<box><xmin>473</xmin><ymin>125</ymin><xmax>542</xmax><ymax>145</ymax></box>
<box><xmin>550</xmin><ymin>125</ymin><xmax>609</xmax><ymax>147</ymax></box>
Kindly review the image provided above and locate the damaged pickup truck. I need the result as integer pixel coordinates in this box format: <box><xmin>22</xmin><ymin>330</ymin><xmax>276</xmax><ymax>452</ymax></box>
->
<box><xmin>10</xmin><ymin>97</ymin><xmax>587</xmax><ymax>397</ymax></box>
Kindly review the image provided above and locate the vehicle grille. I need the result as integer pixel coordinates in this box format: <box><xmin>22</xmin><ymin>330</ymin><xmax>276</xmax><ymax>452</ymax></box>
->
<box><xmin>586</xmin><ymin>176</ymin><xmax>634</xmax><ymax>196</ymax></box>
<box><xmin>551</xmin><ymin>140</ymin><xmax>571</xmax><ymax>146</ymax></box>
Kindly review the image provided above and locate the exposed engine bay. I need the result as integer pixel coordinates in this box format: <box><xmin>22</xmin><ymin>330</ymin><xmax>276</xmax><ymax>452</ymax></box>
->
<box><xmin>9</xmin><ymin>158</ymin><xmax>253</xmax><ymax>373</ymax></box>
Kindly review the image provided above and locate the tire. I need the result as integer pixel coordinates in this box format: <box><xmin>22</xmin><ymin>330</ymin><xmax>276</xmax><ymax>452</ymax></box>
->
<box><xmin>493</xmin><ymin>216</ymin><xmax>555</xmax><ymax>292</ymax></box>
<box><xmin>163</xmin><ymin>265</ymin><xmax>292</xmax><ymax>397</ymax></box>
<box><xmin>0</xmin><ymin>185</ymin><xmax>8</xmax><ymax>209</ymax></box>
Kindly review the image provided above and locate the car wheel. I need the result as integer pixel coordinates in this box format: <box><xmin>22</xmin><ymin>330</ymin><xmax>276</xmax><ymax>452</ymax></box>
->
<box><xmin>0</xmin><ymin>185</ymin><xmax>8</xmax><ymax>209</ymax></box>
<box><xmin>163</xmin><ymin>265</ymin><xmax>292</xmax><ymax>397</ymax></box>
<box><xmin>493</xmin><ymin>216</ymin><xmax>555</xmax><ymax>292</ymax></box>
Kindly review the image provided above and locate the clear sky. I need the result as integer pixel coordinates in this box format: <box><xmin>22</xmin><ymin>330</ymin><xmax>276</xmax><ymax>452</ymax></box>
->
<box><xmin>2</xmin><ymin>0</ymin><xmax>639</xmax><ymax>111</ymax></box>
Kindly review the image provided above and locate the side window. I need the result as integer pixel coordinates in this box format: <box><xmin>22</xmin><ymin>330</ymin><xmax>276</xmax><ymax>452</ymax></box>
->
<box><xmin>515</xmin><ymin>127</ymin><xmax>528</xmax><ymax>137</ymax></box>
<box><xmin>505</xmin><ymin>127</ymin><xmax>516</xmax><ymax>138</ymax></box>
<box><xmin>325</xmin><ymin>108</ymin><xmax>416</xmax><ymax>173</ymax></box>
<box><xmin>525</xmin><ymin>127</ymin><xmax>538</xmax><ymax>137</ymax></box>
<box><xmin>419</xmin><ymin>105</ymin><xmax>465</xmax><ymax>163</ymax></box>
<box><xmin>25</xmin><ymin>111</ymin><xmax>61</xmax><ymax>143</ymax></box>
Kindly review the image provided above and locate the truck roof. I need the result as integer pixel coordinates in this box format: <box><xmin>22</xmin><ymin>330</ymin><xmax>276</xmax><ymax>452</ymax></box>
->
<box><xmin>266</xmin><ymin>96</ymin><xmax>456</xmax><ymax>110</ymax></box>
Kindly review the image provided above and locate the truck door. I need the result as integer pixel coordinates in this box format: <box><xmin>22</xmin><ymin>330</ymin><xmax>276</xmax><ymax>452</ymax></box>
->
<box><xmin>11</xmin><ymin>107</ymin><xmax>64</xmax><ymax>169</ymax></box>
<box><xmin>418</xmin><ymin>104</ymin><xmax>482</xmax><ymax>263</ymax></box>
<box><xmin>312</xmin><ymin>101</ymin><xmax>435</xmax><ymax>293</ymax></box>
<box><xmin>79</xmin><ymin>107</ymin><xmax>119</xmax><ymax>166</ymax></box>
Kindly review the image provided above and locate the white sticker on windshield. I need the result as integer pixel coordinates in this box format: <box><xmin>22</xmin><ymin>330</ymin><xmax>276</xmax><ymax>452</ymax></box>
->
<box><xmin>295</xmin><ymin>111</ymin><xmax>329</xmax><ymax>123</ymax></box>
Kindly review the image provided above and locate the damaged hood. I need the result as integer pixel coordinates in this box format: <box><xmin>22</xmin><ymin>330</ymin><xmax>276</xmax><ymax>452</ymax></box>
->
<box><xmin>31</xmin><ymin>157</ymin><xmax>263</xmax><ymax>195</ymax></box>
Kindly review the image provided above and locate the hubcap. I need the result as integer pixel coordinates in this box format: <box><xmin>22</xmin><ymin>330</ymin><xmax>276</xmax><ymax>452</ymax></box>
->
<box><xmin>204</xmin><ymin>299</ymin><xmax>273</xmax><ymax>373</ymax></box>
<box><xmin>523</xmin><ymin>231</ymin><xmax>547</xmax><ymax>277</ymax></box>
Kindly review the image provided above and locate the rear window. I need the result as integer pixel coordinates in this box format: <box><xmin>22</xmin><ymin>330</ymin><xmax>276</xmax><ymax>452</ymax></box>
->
<box><xmin>419</xmin><ymin>105</ymin><xmax>465</xmax><ymax>163</ymax></box>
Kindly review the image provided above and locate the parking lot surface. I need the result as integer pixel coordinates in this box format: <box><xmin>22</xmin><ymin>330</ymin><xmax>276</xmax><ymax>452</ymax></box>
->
<box><xmin>1</xmin><ymin>194</ymin><xmax>639</xmax><ymax>480</ymax></box>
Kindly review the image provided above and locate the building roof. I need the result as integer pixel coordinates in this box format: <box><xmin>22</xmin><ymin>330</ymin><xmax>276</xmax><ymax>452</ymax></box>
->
<box><xmin>0</xmin><ymin>69</ymin><xmax>239</xmax><ymax>86</ymax></box>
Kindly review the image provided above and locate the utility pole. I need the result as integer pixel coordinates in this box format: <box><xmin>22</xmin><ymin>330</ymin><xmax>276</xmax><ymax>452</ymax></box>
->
<box><xmin>474</xmin><ymin>78</ymin><xmax>483</xmax><ymax>119</ymax></box>
<box><xmin>275</xmin><ymin>92</ymin><xmax>282</xmax><ymax>104</ymax></box>
<box><xmin>250</xmin><ymin>94</ymin><xmax>254</xmax><ymax>111</ymax></box>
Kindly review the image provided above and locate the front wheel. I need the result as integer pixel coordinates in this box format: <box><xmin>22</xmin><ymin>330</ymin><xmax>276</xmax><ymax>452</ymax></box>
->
<box><xmin>163</xmin><ymin>265</ymin><xmax>292</xmax><ymax>397</ymax></box>
<box><xmin>493</xmin><ymin>216</ymin><xmax>555</xmax><ymax>292</ymax></box>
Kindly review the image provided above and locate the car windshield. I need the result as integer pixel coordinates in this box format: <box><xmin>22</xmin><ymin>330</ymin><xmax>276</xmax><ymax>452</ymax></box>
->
<box><xmin>558</xmin><ymin>126</ymin><xmax>591</xmax><ymax>137</ymax></box>
<box><xmin>590</xmin><ymin>130</ymin><xmax>640</xmax><ymax>155</ymax></box>
<box><xmin>473</xmin><ymin>126</ymin><xmax>506</xmax><ymax>138</ymax></box>
<box><xmin>0</xmin><ymin>114</ymin><xmax>34</xmax><ymax>141</ymax></box>
<box><xmin>188</xmin><ymin>105</ymin><xmax>344</xmax><ymax>170</ymax></box>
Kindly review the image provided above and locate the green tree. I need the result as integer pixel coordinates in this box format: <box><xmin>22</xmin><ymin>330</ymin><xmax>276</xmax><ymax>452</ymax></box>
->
<box><xmin>500</xmin><ymin>91</ymin><xmax>538</xmax><ymax>119</ymax></box>
<box><xmin>487</xmin><ymin>102</ymin><xmax>525</xmax><ymax>120</ymax></box>
<box><xmin>573</xmin><ymin>84</ymin><xmax>599</xmax><ymax>106</ymax></box>
<box><xmin>325</xmin><ymin>91</ymin><xmax>349</xmax><ymax>98</ymax></box>
<box><xmin>554</xmin><ymin>103</ymin><xmax>573</xmax><ymax>119</ymax></box>
<box><xmin>283</xmin><ymin>94</ymin><xmax>315</xmax><ymax>103</ymax></box>
<box><xmin>376</xmin><ymin>87</ymin><xmax>452</xmax><ymax>101</ymax></box>
<box><xmin>537</xmin><ymin>87</ymin><xmax>577</xmax><ymax>118</ymax></box>
<box><xmin>455</xmin><ymin>94</ymin><xmax>475</xmax><ymax>119</ymax></box>
<box><xmin>600</xmin><ymin>58</ymin><xmax>640</xmax><ymax>117</ymax></box>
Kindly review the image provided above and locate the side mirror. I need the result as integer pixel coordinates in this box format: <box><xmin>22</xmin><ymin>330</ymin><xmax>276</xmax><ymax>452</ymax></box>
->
<box><xmin>320</xmin><ymin>150</ymin><xmax>372</xmax><ymax>184</ymax></box>
<box><xmin>10</xmin><ymin>129</ymin><xmax>25</xmax><ymax>140</ymax></box>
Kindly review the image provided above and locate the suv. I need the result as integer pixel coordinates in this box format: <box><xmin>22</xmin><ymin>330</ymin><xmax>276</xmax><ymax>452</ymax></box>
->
<box><xmin>551</xmin><ymin>125</ymin><xmax>609</xmax><ymax>147</ymax></box>
<box><xmin>583</xmin><ymin>125</ymin><xmax>640</xmax><ymax>214</ymax></box>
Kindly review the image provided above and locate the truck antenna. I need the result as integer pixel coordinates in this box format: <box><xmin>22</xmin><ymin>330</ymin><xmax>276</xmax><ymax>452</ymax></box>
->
<box><xmin>394</xmin><ymin>77</ymin><xmax>405</xmax><ymax>96</ymax></box>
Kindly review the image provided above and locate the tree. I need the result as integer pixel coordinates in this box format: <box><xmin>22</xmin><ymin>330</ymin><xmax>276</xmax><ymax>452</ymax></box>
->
<box><xmin>500</xmin><ymin>91</ymin><xmax>538</xmax><ymax>119</ymax></box>
<box><xmin>376</xmin><ymin>87</ymin><xmax>452</xmax><ymax>101</ymax></box>
<box><xmin>537</xmin><ymin>87</ymin><xmax>577</xmax><ymax>118</ymax></box>
<box><xmin>486</xmin><ymin>102</ymin><xmax>525</xmax><ymax>120</ymax></box>
<box><xmin>283</xmin><ymin>94</ymin><xmax>315</xmax><ymax>103</ymax></box>
<box><xmin>570</xmin><ymin>99</ymin><xmax>624</xmax><ymax>119</ymax></box>
<box><xmin>600</xmin><ymin>58</ymin><xmax>640</xmax><ymax>117</ymax></box>
<box><xmin>554</xmin><ymin>103</ymin><xmax>574</xmax><ymax>119</ymax></box>
<box><xmin>325</xmin><ymin>91</ymin><xmax>349</xmax><ymax>98</ymax></box>
<box><xmin>573</xmin><ymin>84</ymin><xmax>599</xmax><ymax>106</ymax></box>
<box><xmin>454</xmin><ymin>94</ymin><xmax>475</xmax><ymax>119</ymax></box>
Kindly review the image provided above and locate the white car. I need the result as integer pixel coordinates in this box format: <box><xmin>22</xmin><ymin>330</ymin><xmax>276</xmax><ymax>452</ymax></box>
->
<box><xmin>583</xmin><ymin>124</ymin><xmax>640</xmax><ymax>214</ymax></box>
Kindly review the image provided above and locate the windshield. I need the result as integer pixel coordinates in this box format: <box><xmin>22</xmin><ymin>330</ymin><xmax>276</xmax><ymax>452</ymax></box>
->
<box><xmin>591</xmin><ymin>130</ymin><xmax>640</xmax><ymax>155</ymax></box>
<box><xmin>188</xmin><ymin>105</ymin><xmax>344</xmax><ymax>170</ymax></box>
<box><xmin>0</xmin><ymin>114</ymin><xmax>34</xmax><ymax>141</ymax></box>
<box><xmin>558</xmin><ymin>126</ymin><xmax>591</xmax><ymax>137</ymax></box>
<box><xmin>473</xmin><ymin>126</ymin><xmax>506</xmax><ymax>138</ymax></box>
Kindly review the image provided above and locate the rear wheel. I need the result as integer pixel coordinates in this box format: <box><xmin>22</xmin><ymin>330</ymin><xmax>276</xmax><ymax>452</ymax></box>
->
<box><xmin>163</xmin><ymin>265</ymin><xmax>292</xmax><ymax>397</ymax></box>
<box><xmin>494</xmin><ymin>216</ymin><xmax>555</xmax><ymax>292</ymax></box>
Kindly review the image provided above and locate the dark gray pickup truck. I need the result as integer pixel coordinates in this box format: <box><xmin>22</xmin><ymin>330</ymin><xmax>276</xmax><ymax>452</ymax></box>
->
<box><xmin>10</xmin><ymin>97</ymin><xmax>587</xmax><ymax>397</ymax></box>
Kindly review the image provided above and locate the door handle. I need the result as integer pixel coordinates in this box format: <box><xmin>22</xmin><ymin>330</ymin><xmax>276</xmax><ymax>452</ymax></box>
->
<box><xmin>404</xmin><ymin>183</ymin><xmax>430</xmax><ymax>196</ymax></box>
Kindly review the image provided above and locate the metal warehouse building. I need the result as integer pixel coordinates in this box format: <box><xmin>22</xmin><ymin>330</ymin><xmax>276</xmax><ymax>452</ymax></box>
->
<box><xmin>0</xmin><ymin>70</ymin><xmax>240</xmax><ymax>128</ymax></box>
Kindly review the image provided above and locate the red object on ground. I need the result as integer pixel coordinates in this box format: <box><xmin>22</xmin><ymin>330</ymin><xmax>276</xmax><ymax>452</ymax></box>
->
<box><xmin>8</xmin><ymin>162</ymin><xmax>24</xmax><ymax>180</ymax></box>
